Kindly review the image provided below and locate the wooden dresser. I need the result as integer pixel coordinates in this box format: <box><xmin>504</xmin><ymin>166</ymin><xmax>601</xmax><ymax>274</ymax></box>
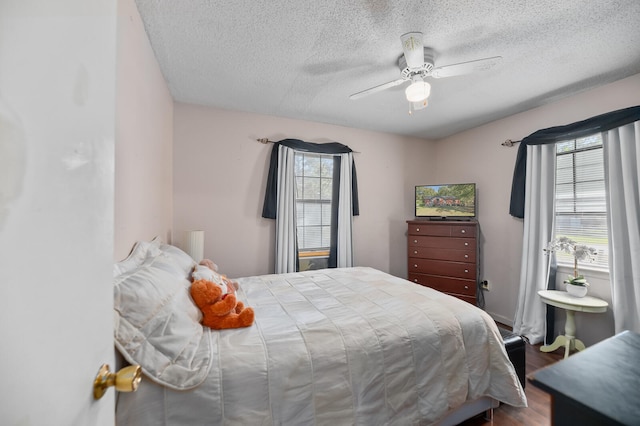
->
<box><xmin>407</xmin><ymin>220</ymin><xmax>478</xmax><ymax>305</ymax></box>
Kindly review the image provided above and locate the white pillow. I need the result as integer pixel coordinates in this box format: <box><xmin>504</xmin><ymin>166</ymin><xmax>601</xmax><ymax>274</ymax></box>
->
<box><xmin>113</xmin><ymin>240</ymin><xmax>213</xmax><ymax>390</ymax></box>
<box><xmin>112</xmin><ymin>238</ymin><xmax>162</xmax><ymax>277</ymax></box>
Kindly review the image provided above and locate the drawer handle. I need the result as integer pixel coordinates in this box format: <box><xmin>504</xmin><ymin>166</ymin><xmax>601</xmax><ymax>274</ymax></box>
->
<box><xmin>464</xmin><ymin>242</ymin><xmax>469</xmax><ymax>246</ymax></box>
<box><xmin>461</xmin><ymin>229</ymin><xmax>466</xmax><ymax>234</ymax></box>
<box><xmin>464</xmin><ymin>269</ymin><xmax>469</xmax><ymax>273</ymax></box>
<box><xmin>464</xmin><ymin>285</ymin><xmax>469</xmax><ymax>290</ymax></box>
<box><xmin>464</xmin><ymin>254</ymin><xmax>469</xmax><ymax>259</ymax></box>
<box><xmin>414</xmin><ymin>279</ymin><xmax>418</xmax><ymax>283</ymax></box>
<box><xmin>414</xmin><ymin>264</ymin><xmax>418</xmax><ymax>268</ymax></box>
<box><xmin>416</xmin><ymin>228</ymin><xmax>420</xmax><ymax>232</ymax></box>
<box><xmin>414</xmin><ymin>240</ymin><xmax>418</xmax><ymax>243</ymax></box>
<box><xmin>414</xmin><ymin>250</ymin><xmax>418</xmax><ymax>254</ymax></box>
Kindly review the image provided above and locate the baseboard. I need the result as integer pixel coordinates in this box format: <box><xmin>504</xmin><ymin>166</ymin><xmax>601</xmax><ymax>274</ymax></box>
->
<box><xmin>488</xmin><ymin>312</ymin><xmax>513</xmax><ymax>328</ymax></box>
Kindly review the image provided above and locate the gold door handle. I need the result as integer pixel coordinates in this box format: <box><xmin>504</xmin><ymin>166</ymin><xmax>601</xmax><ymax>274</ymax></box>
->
<box><xmin>93</xmin><ymin>364</ymin><xmax>141</xmax><ymax>400</ymax></box>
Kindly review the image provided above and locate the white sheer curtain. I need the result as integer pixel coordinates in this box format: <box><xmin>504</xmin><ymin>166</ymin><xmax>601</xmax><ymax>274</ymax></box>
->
<box><xmin>275</xmin><ymin>145</ymin><xmax>297</xmax><ymax>274</ymax></box>
<box><xmin>603</xmin><ymin>121</ymin><xmax>640</xmax><ymax>333</ymax></box>
<box><xmin>513</xmin><ymin>144</ymin><xmax>556</xmax><ymax>344</ymax></box>
<box><xmin>336</xmin><ymin>152</ymin><xmax>354</xmax><ymax>267</ymax></box>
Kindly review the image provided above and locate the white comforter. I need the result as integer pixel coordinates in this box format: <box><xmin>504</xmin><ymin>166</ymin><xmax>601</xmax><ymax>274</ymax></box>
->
<box><xmin>116</xmin><ymin>267</ymin><xmax>526</xmax><ymax>425</ymax></box>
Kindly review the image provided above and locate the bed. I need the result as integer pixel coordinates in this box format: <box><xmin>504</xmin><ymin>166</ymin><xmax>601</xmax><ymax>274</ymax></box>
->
<box><xmin>114</xmin><ymin>239</ymin><xmax>526</xmax><ymax>425</ymax></box>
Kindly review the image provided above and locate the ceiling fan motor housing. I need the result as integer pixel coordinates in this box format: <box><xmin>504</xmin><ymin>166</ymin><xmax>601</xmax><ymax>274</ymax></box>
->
<box><xmin>399</xmin><ymin>47</ymin><xmax>435</xmax><ymax>79</ymax></box>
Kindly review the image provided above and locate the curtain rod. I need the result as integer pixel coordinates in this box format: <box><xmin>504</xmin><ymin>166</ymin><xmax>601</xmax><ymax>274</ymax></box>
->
<box><xmin>502</xmin><ymin>139</ymin><xmax>521</xmax><ymax>147</ymax></box>
<box><xmin>257</xmin><ymin>138</ymin><xmax>360</xmax><ymax>153</ymax></box>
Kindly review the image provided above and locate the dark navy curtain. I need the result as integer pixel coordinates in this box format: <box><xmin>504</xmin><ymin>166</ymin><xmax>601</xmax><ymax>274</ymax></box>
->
<box><xmin>509</xmin><ymin>105</ymin><xmax>640</xmax><ymax>218</ymax></box>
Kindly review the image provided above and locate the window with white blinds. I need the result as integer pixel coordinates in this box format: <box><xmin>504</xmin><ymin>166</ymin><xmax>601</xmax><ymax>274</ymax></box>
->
<box><xmin>554</xmin><ymin>134</ymin><xmax>609</xmax><ymax>270</ymax></box>
<box><xmin>294</xmin><ymin>152</ymin><xmax>333</xmax><ymax>254</ymax></box>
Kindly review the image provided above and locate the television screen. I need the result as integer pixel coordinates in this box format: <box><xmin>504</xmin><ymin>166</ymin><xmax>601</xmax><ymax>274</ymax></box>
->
<box><xmin>415</xmin><ymin>183</ymin><xmax>476</xmax><ymax>219</ymax></box>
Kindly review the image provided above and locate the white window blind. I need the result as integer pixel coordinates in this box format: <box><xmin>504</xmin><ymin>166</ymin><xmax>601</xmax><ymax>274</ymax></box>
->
<box><xmin>554</xmin><ymin>134</ymin><xmax>609</xmax><ymax>270</ymax></box>
<box><xmin>294</xmin><ymin>152</ymin><xmax>333</xmax><ymax>252</ymax></box>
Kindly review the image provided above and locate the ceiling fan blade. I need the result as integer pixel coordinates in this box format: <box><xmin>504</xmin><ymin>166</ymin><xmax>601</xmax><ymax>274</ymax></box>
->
<box><xmin>349</xmin><ymin>78</ymin><xmax>406</xmax><ymax>100</ymax></box>
<box><xmin>400</xmin><ymin>32</ymin><xmax>424</xmax><ymax>70</ymax></box>
<box><xmin>431</xmin><ymin>56</ymin><xmax>502</xmax><ymax>78</ymax></box>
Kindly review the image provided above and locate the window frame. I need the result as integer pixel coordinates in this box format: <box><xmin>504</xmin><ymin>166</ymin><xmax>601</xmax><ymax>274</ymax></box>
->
<box><xmin>553</xmin><ymin>135</ymin><xmax>609</xmax><ymax>273</ymax></box>
<box><xmin>294</xmin><ymin>152</ymin><xmax>334</xmax><ymax>256</ymax></box>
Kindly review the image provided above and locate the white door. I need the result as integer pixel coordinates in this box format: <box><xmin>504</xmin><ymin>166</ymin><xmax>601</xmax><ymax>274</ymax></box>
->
<box><xmin>0</xmin><ymin>1</ymin><xmax>117</xmax><ymax>424</ymax></box>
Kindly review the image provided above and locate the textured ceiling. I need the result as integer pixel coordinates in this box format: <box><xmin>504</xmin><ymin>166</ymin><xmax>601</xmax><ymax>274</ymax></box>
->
<box><xmin>135</xmin><ymin>0</ymin><xmax>640</xmax><ymax>140</ymax></box>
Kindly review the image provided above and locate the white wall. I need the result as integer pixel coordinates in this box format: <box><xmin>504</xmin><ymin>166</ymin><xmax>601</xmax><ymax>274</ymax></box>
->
<box><xmin>172</xmin><ymin>103</ymin><xmax>437</xmax><ymax>278</ymax></box>
<box><xmin>436</xmin><ymin>73</ymin><xmax>640</xmax><ymax>342</ymax></box>
<box><xmin>115</xmin><ymin>0</ymin><xmax>174</xmax><ymax>260</ymax></box>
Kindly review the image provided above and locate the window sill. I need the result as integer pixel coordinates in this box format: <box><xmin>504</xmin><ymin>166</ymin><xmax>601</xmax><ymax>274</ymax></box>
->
<box><xmin>299</xmin><ymin>250</ymin><xmax>329</xmax><ymax>259</ymax></box>
<box><xmin>557</xmin><ymin>264</ymin><xmax>610</xmax><ymax>280</ymax></box>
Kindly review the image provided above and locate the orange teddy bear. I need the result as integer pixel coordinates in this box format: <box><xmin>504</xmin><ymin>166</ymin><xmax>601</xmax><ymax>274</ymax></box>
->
<box><xmin>190</xmin><ymin>263</ymin><xmax>254</xmax><ymax>330</ymax></box>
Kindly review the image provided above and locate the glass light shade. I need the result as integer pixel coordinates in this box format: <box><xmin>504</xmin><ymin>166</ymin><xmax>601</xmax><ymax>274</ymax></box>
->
<box><xmin>405</xmin><ymin>80</ymin><xmax>431</xmax><ymax>102</ymax></box>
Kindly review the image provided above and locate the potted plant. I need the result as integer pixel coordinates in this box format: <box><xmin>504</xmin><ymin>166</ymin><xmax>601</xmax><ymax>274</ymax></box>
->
<box><xmin>544</xmin><ymin>236</ymin><xmax>598</xmax><ymax>297</ymax></box>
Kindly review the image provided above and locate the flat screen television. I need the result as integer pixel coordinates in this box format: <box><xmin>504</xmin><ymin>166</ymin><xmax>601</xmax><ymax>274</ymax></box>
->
<box><xmin>415</xmin><ymin>183</ymin><xmax>476</xmax><ymax>219</ymax></box>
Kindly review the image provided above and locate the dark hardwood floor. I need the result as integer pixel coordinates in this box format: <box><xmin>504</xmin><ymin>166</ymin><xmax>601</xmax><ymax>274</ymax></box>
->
<box><xmin>460</xmin><ymin>342</ymin><xmax>564</xmax><ymax>426</ymax></box>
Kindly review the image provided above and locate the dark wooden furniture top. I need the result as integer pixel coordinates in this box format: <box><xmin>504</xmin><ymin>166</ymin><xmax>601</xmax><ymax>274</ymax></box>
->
<box><xmin>528</xmin><ymin>330</ymin><xmax>640</xmax><ymax>426</ymax></box>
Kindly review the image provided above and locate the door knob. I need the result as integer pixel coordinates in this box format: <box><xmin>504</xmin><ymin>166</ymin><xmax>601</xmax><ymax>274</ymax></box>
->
<box><xmin>93</xmin><ymin>364</ymin><xmax>141</xmax><ymax>400</ymax></box>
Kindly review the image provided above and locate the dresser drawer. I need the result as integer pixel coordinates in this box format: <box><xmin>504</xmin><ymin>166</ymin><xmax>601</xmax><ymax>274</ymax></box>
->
<box><xmin>409</xmin><ymin>235</ymin><xmax>475</xmax><ymax>250</ymax></box>
<box><xmin>408</xmin><ymin>273</ymin><xmax>476</xmax><ymax>296</ymax></box>
<box><xmin>408</xmin><ymin>223</ymin><xmax>476</xmax><ymax>238</ymax></box>
<box><xmin>408</xmin><ymin>258</ymin><xmax>477</xmax><ymax>280</ymax></box>
<box><xmin>408</xmin><ymin>247</ymin><xmax>476</xmax><ymax>262</ymax></box>
<box><xmin>453</xmin><ymin>294</ymin><xmax>477</xmax><ymax>304</ymax></box>
<box><xmin>406</xmin><ymin>220</ymin><xmax>479</xmax><ymax>305</ymax></box>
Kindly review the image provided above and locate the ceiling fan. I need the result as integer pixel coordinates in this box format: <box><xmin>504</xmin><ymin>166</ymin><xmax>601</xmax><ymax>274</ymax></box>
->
<box><xmin>349</xmin><ymin>32</ymin><xmax>502</xmax><ymax>112</ymax></box>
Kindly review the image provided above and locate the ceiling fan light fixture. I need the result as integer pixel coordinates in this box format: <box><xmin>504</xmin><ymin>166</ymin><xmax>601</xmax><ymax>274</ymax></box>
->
<box><xmin>349</xmin><ymin>32</ymin><xmax>502</xmax><ymax>105</ymax></box>
<box><xmin>405</xmin><ymin>78</ymin><xmax>431</xmax><ymax>102</ymax></box>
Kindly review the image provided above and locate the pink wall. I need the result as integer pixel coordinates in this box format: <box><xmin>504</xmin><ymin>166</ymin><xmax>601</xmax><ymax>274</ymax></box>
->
<box><xmin>115</xmin><ymin>0</ymin><xmax>174</xmax><ymax>260</ymax></box>
<box><xmin>436</xmin><ymin>73</ymin><xmax>640</xmax><ymax>341</ymax></box>
<box><xmin>172</xmin><ymin>103</ymin><xmax>437</xmax><ymax>278</ymax></box>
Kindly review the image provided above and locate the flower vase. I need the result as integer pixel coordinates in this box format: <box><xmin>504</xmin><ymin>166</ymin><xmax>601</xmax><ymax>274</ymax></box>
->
<box><xmin>566</xmin><ymin>282</ymin><xmax>588</xmax><ymax>297</ymax></box>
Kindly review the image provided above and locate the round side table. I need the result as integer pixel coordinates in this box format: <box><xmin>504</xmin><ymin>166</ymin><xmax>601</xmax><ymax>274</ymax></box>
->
<box><xmin>537</xmin><ymin>290</ymin><xmax>609</xmax><ymax>359</ymax></box>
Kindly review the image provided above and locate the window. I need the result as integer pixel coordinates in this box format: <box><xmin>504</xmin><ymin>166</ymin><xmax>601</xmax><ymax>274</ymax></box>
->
<box><xmin>294</xmin><ymin>152</ymin><xmax>333</xmax><ymax>263</ymax></box>
<box><xmin>554</xmin><ymin>134</ymin><xmax>609</xmax><ymax>270</ymax></box>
